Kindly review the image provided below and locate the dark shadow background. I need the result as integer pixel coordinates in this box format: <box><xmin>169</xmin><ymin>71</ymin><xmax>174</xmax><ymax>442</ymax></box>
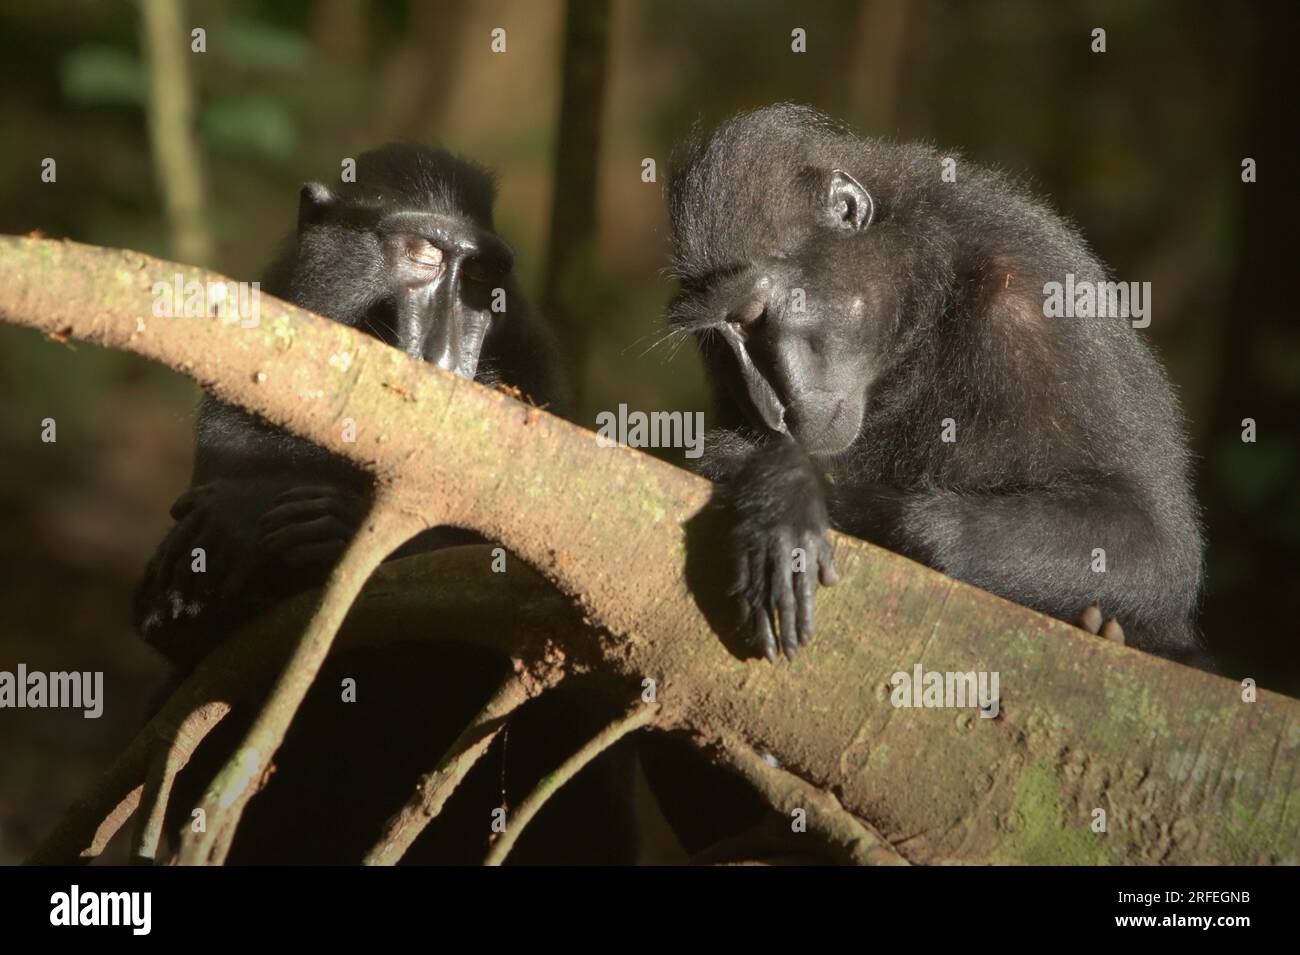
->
<box><xmin>0</xmin><ymin>0</ymin><xmax>1296</xmax><ymax>863</ymax></box>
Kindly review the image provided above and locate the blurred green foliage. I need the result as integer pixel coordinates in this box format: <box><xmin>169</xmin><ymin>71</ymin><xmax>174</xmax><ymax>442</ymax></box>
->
<box><xmin>60</xmin><ymin>45</ymin><xmax>147</xmax><ymax>106</ymax></box>
<box><xmin>202</xmin><ymin>93</ymin><xmax>299</xmax><ymax>158</ymax></box>
<box><xmin>220</xmin><ymin>17</ymin><xmax>314</xmax><ymax>72</ymax></box>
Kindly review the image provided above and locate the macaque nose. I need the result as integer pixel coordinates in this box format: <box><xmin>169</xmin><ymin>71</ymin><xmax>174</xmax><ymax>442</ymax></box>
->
<box><xmin>423</xmin><ymin>309</ymin><xmax>469</xmax><ymax>377</ymax></box>
<box><xmin>427</xmin><ymin>329</ymin><xmax>479</xmax><ymax>380</ymax></box>
<box><xmin>727</xmin><ymin>293</ymin><xmax>769</xmax><ymax>326</ymax></box>
<box><xmin>429</xmin><ymin>343</ymin><xmax>479</xmax><ymax>380</ymax></box>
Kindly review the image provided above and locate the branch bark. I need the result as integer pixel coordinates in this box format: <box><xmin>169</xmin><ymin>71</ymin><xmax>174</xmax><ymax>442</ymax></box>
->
<box><xmin>5</xmin><ymin>236</ymin><xmax>1297</xmax><ymax>865</ymax></box>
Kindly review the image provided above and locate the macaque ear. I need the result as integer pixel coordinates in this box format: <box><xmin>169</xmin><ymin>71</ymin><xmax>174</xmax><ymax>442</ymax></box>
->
<box><xmin>827</xmin><ymin>169</ymin><xmax>873</xmax><ymax>231</ymax></box>
<box><xmin>298</xmin><ymin>182</ymin><xmax>335</xmax><ymax>230</ymax></box>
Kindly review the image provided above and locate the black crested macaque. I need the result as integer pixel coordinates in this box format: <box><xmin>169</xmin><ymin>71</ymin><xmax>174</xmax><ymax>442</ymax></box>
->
<box><xmin>133</xmin><ymin>145</ymin><xmax>635</xmax><ymax>864</ymax></box>
<box><xmin>134</xmin><ymin>144</ymin><xmax>560</xmax><ymax>663</ymax></box>
<box><xmin>667</xmin><ymin>105</ymin><xmax>1207</xmax><ymax>668</ymax></box>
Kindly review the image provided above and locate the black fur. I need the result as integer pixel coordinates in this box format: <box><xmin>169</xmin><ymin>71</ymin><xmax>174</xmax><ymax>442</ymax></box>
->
<box><xmin>130</xmin><ymin>146</ymin><xmax>637</xmax><ymax>864</ymax></box>
<box><xmin>134</xmin><ymin>143</ymin><xmax>561</xmax><ymax>664</ymax></box>
<box><xmin>667</xmin><ymin>105</ymin><xmax>1207</xmax><ymax>667</ymax></box>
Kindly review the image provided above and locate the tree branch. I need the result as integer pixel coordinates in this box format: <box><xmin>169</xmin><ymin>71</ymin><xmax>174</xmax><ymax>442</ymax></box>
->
<box><xmin>28</xmin><ymin>545</ymin><xmax>564</xmax><ymax>865</ymax></box>
<box><xmin>175</xmin><ymin>499</ymin><xmax>421</xmax><ymax>864</ymax></box>
<box><xmin>5</xmin><ymin>236</ymin><xmax>1297</xmax><ymax>865</ymax></box>
<box><xmin>484</xmin><ymin>702</ymin><xmax>656</xmax><ymax>866</ymax></box>
<box><xmin>364</xmin><ymin>663</ymin><xmax>560</xmax><ymax>866</ymax></box>
<box><xmin>701</xmin><ymin>729</ymin><xmax>908</xmax><ymax>866</ymax></box>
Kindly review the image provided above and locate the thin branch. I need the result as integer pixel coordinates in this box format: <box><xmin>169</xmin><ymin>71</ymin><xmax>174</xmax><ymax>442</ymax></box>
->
<box><xmin>704</xmin><ymin>730</ymin><xmax>909</xmax><ymax>867</ymax></box>
<box><xmin>131</xmin><ymin>748</ymin><xmax>174</xmax><ymax>865</ymax></box>
<box><xmin>130</xmin><ymin>700</ymin><xmax>229</xmax><ymax>864</ymax></box>
<box><xmin>27</xmin><ymin>546</ymin><xmax>556</xmax><ymax>866</ymax></box>
<box><xmin>364</xmin><ymin>662</ymin><xmax>561</xmax><ymax>865</ymax></box>
<box><xmin>176</xmin><ymin>499</ymin><xmax>421</xmax><ymax>865</ymax></box>
<box><xmin>483</xmin><ymin>701</ymin><xmax>657</xmax><ymax>866</ymax></box>
<box><xmin>26</xmin><ymin>775</ymin><xmax>144</xmax><ymax>866</ymax></box>
<box><xmin>25</xmin><ymin>700</ymin><xmax>232</xmax><ymax>866</ymax></box>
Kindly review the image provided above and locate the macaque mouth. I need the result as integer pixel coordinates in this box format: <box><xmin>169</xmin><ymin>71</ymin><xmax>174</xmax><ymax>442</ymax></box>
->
<box><xmin>792</xmin><ymin>399</ymin><xmax>853</xmax><ymax>455</ymax></box>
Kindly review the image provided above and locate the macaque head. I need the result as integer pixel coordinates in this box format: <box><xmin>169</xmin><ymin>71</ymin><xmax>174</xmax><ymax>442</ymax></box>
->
<box><xmin>667</xmin><ymin>105</ymin><xmax>915</xmax><ymax>456</ymax></box>
<box><xmin>289</xmin><ymin>144</ymin><xmax>515</xmax><ymax>381</ymax></box>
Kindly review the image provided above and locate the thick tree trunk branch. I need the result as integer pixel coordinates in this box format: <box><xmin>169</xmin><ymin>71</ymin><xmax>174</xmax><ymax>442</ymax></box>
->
<box><xmin>4</xmin><ymin>236</ymin><xmax>1297</xmax><ymax>864</ymax></box>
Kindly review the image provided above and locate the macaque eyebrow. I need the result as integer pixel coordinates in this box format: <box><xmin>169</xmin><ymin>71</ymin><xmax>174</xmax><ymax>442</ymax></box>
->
<box><xmin>680</xmin><ymin>262</ymin><xmax>745</xmax><ymax>292</ymax></box>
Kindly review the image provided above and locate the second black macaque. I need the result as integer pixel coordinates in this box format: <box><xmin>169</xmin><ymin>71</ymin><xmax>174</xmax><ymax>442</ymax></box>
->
<box><xmin>667</xmin><ymin>105</ymin><xmax>1208</xmax><ymax>668</ymax></box>
<box><xmin>135</xmin><ymin>144</ymin><xmax>560</xmax><ymax>663</ymax></box>
<box><xmin>134</xmin><ymin>144</ymin><xmax>636</xmax><ymax>864</ymax></box>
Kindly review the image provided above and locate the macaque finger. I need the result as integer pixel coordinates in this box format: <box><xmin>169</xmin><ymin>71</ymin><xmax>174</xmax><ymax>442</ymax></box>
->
<box><xmin>1100</xmin><ymin>618</ymin><xmax>1126</xmax><ymax>645</ymax></box>
<box><xmin>818</xmin><ymin>539</ymin><xmax>840</xmax><ymax>587</ymax></box>
<box><xmin>261</xmin><ymin>515</ymin><xmax>353</xmax><ymax>554</ymax></box>
<box><xmin>771</xmin><ymin>552</ymin><xmax>799</xmax><ymax>661</ymax></box>
<box><xmin>1076</xmin><ymin>605</ymin><xmax>1103</xmax><ymax>635</ymax></box>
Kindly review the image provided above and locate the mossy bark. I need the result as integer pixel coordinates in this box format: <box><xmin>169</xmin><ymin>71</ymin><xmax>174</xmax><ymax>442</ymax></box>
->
<box><xmin>4</xmin><ymin>236</ymin><xmax>1296</xmax><ymax>864</ymax></box>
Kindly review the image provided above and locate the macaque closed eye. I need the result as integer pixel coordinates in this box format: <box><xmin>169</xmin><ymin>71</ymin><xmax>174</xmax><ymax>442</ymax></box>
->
<box><xmin>678</xmin><ymin>263</ymin><xmax>745</xmax><ymax>298</ymax></box>
<box><xmin>404</xmin><ymin>237</ymin><xmax>445</xmax><ymax>269</ymax></box>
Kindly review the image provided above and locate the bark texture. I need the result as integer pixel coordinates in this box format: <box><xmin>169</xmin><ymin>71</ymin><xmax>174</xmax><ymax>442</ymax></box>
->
<box><xmin>4</xmin><ymin>236</ymin><xmax>1296</xmax><ymax>865</ymax></box>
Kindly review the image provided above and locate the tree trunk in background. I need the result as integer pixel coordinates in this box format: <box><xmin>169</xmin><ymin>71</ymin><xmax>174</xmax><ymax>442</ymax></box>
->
<box><xmin>139</xmin><ymin>0</ymin><xmax>212</xmax><ymax>266</ymax></box>
<box><xmin>542</xmin><ymin>0</ymin><xmax>611</xmax><ymax>415</ymax></box>
<box><xmin>372</xmin><ymin>0</ymin><xmax>472</xmax><ymax>142</ymax></box>
<box><xmin>847</xmin><ymin>0</ymin><xmax>909</xmax><ymax>136</ymax></box>
<box><xmin>1201</xmin><ymin>1</ymin><xmax>1300</xmax><ymax>694</ymax></box>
